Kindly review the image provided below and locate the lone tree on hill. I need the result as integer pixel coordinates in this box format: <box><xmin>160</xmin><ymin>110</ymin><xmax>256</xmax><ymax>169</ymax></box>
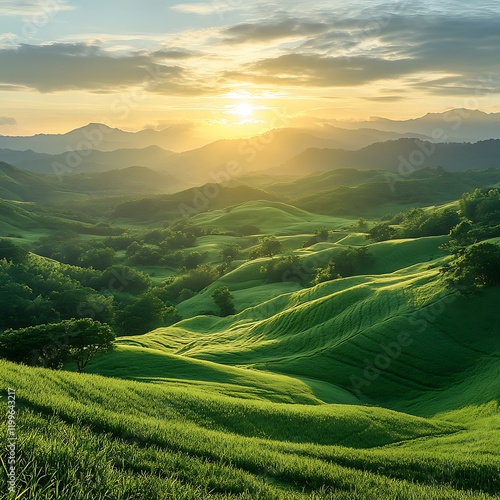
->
<box><xmin>249</xmin><ymin>236</ymin><xmax>283</xmax><ymax>259</ymax></box>
<box><xmin>212</xmin><ymin>286</ymin><xmax>236</xmax><ymax>317</ymax></box>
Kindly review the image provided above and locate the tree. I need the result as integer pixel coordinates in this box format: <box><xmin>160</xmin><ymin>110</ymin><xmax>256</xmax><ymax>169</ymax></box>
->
<box><xmin>249</xmin><ymin>236</ymin><xmax>283</xmax><ymax>259</ymax></box>
<box><xmin>65</xmin><ymin>319</ymin><xmax>115</xmax><ymax>372</ymax></box>
<box><xmin>93</xmin><ymin>265</ymin><xmax>152</xmax><ymax>294</ymax></box>
<box><xmin>220</xmin><ymin>244</ymin><xmax>241</xmax><ymax>264</ymax></box>
<box><xmin>313</xmin><ymin>247</ymin><xmax>373</xmax><ymax>285</ymax></box>
<box><xmin>183</xmin><ymin>251</ymin><xmax>208</xmax><ymax>269</ymax></box>
<box><xmin>302</xmin><ymin>229</ymin><xmax>329</xmax><ymax>248</ymax></box>
<box><xmin>441</xmin><ymin>243</ymin><xmax>500</xmax><ymax>293</ymax></box>
<box><xmin>260</xmin><ymin>255</ymin><xmax>303</xmax><ymax>283</ymax></box>
<box><xmin>117</xmin><ymin>293</ymin><xmax>172</xmax><ymax>335</ymax></box>
<box><xmin>460</xmin><ymin>188</ymin><xmax>500</xmax><ymax>223</ymax></box>
<box><xmin>0</xmin><ymin>319</ymin><xmax>115</xmax><ymax>372</ymax></box>
<box><xmin>353</xmin><ymin>218</ymin><xmax>369</xmax><ymax>232</ymax></box>
<box><xmin>158</xmin><ymin>265</ymin><xmax>220</xmax><ymax>303</ymax></box>
<box><xmin>0</xmin><ymin>239</ymin><xmax>28</xmax><ymax>264</ymax></box>
<box><xmin>367</xmin><ymin>223</ymin><xmax>397</xmax><ymax>242</ymax></box>
<box><xmin>78</xmin><ymin>245</ymin><xmax>116</xmax><ymax>270</ymax></box>
<box><xmin>212</xmin><ymin>287</ymin><xmax>236</xmax><ymax>316</ymax></box>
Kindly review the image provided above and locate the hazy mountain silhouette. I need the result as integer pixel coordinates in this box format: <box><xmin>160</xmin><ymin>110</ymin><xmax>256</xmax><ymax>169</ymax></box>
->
<box><xmin>0</xmin><ymin>161</ymin><xmax>182</xmax><ymax>202</ymax></box>
<box><xmin>0</xmin><ymin>121</ymin><xmax>431</xmax><ymax>156</ymax></box>
<box><xmin>0</xmin><ymin>145</ymin><xmax>175</xmax><ymax>175</ymax></box>
<box><xmin>0</xmin><ymin>123</ymin><xmax>205</xmax><ymax>154</ymax></box>
<box><xmin>329</xmin><ymin>109</ymin><xmax>500</xmax><ymax>142</ymax></box>
<box><xmin>278</xmin><ymin>138</ymin><xmax>500</xmax><ymax>175</ymax></box>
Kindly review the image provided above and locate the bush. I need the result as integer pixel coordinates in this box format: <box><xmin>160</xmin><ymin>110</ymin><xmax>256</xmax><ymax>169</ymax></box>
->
<box><xmin>0</xmin><ymin>318</ymin><xmax>115</xmax><ymax>372</ymax></box>
<box><xmin>313</xmin><ymin>247</ymin><xmax>373</xmax><ymax>284</ymax></box>
<box><xmin>249</xmin><ymin>236</ymin><xmax>283</xmax><ymax>259</ymax></box>
<box><xmin>0</xmin><ymin>239</ymin><xmax>28</xmax><ymax>264</ymax></box>
<box><xmin>236</xmin><ymin>225</ymin><xmax>260</xmax><ymax>236</ymax></box>
<box><xmin>441</xmin><ymin>243</ymin><xmax>500</xmax><ymax>293</ymax></box>
<box><xmin>260</xmin><ymin>255</ymin><xmax>302</xmax><ymax>283</ymax></box>
<box><xmin>302</xmin><ymin>229</ymin><xmax>329</xmax><ymax>248</ymax></box>
<box><xmin>212</xmin><ymin>287</ymin><xmax>236</xmax><ymax>316</ymax></box>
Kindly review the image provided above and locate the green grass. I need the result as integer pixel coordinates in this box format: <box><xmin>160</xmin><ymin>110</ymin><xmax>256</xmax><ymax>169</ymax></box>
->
<box><xmin>1</xmin><ymin>189</ymin><xmax>500</xmax><ymax>498</ymax></box>
<box><xmin>190</xmin><ymin>200</ymin><xmax>356</xmax><ymax>235</ymax></box>
<box><xmin>1</xmin><ymin>361</ymin><xmax>499</xmax><ymax>499</ymax></box>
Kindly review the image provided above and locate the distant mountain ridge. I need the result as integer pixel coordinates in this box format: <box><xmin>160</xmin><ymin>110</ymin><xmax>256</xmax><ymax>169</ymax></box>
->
<box><xmin>0</xmin><ymin>121</ymin><xmax>432</xmax><ymax>156</ymax></box>
<box><xmin>0</xmin><ymin>123</ymin><xmax>205</xmax><ymax>154</ymax></box>
<box><xmin>0</xmin><ymin>161</ymin><xmax>181</xmax><ymax>202</ymax></box>
<box><xmin>0</xmin><ymin>145</ymin><xmax>176</xmax><ymax>176</ymax></box>
<box><xmin>278</xmin><ymin>138</ymin><xmax>500</xmax><ymax>175</ymax></box>
<box><xmin>330</xmin><ymin>109</ymin><xmax>500</xmax><ymax>142</ymax></box>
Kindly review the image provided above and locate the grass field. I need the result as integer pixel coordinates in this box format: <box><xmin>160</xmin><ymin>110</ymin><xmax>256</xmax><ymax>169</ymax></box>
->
<box><xmin>1</xmin><ymin>361</ymin><xmax>499</xmax><ymax>499</ymax></box>
<box><xmin>1</xmin><ymin>190</ymin><xmax>499</xmax><ymax>498</ymax></box>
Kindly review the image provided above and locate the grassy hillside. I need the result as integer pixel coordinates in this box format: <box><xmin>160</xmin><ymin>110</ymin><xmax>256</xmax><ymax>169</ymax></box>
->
<box><xmin>293</xmin><ymin>168</ymin><xmax>500</xmax><ymax>215</ymax></box>
<box><xmin>1</xmin><ymin>360</ymin><xmax>498</xmax><ymax>499</ymax></box>
<box><xmin>0</xmin><ymin>161</ymin><xmax>180</xmax><ymax>202</ymax></box>
<box><xmin>1</xmin><ymin>179</ymin><xmax>499</xmax><ymax>498</ymax></box>
<box><xmin>108</xmin><ymin>258</ymin><xmax>499</xmax><ymax>415</ymax></box>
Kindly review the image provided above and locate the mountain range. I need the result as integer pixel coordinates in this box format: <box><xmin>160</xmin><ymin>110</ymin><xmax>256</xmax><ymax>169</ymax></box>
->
<box><xmin>4</xmin><ymin>109</ymin><xmax>500</xmax><ymax>157</ymax></box>
<box><xmin>329</xmin><ymin>109</ymin><xmax>500</xmax><ymax>142</ymax></box>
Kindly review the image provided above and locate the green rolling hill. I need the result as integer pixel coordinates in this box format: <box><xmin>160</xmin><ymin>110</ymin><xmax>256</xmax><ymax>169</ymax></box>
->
<box><xmin>0</xmin><ymin>174</ymin><xmax>499</xmax><ymax>498</ymax></box>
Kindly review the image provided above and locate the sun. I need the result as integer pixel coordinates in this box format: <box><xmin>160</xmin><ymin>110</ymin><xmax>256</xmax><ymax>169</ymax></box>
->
<box><xmin>234</xmin><ymin>103</ymin><xmax>253</xmax><ymax>118</ymax></box>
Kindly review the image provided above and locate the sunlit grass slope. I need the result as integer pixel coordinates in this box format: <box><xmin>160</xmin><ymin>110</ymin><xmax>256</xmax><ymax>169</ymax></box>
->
<box><xmin>1</xmin><ymin>360</ymin><xmax>499</xmax><ymax>499</ymax></box>
<box><xmin>190</xmin><ymin>200</ymin><xmax>356</xmax><ymax>234</ymax></box>
<box><xmin>119</xmin><ymin>260</ymin><xmax>499</xmax><ymax>417</ymax></box>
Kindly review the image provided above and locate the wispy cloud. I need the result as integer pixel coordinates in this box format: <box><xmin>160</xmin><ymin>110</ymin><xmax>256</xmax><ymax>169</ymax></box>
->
<box><xmin>0</xmin><ymin>43</ymin><xmax>217</xmax><ymax>95</ymax></box>
<box><xmin>170</xmin><ymin>2</ymin><xmax>230</xmax><ymax>15</ymax></box>
<box><xmin>0</xmin><ymin>116</ymin><xmax>16</xmax><ymax>125</ymax></box>
<box><xmin>221</xmin><ymin>18</ymin><xmax>329</xmax><ymax>44</ymax></box>
<box><xmin>0</xmin><ymin>0</ymin><xmax>74</xmax><ymax>16</ymax></box>
<box><xmin>1</xmin><ymin>4</ymin><xmax>500</xmax><ymax>101</ymax></box>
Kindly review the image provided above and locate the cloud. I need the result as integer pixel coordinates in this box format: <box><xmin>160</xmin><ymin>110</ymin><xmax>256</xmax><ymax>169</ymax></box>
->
<box><xmin>2</xmin><ymin>8</ymin><xmax>500</xmax><ymax>102</ymax></box>
<box><xmin>170</xmin><ymin>3</ymin><xmax>228</xmax><ymax>15</ymax></box>
<box><xmin>221</xmin><ymin>18</ymin><xmax>329</xmax><ymax>44</ymax></box>
<box><xmin>0</xmin><ymin>0</ymin><xmax>74</xmax><ymax>16</ymax></box>
<box><xmin>0</xmin><ymin>116</ymin><xmax>16</xmax><ymax>126</ymax></box>
<box><xmin>361</xmin><ymin>96</ymin><xmax>407</xmax><ymax>102</ymax></box>
<box><xmin>152</xmin><ymin>49</ymin><xmax>199</xmax><ymax>60</ymax></box>
<box><xmin>229</xmin><ymin>54</ymin><xmax>417</xmax><ymax>87</ymax></box>
<box><xmin>0</xmin><ymin>43</ymin><xmax>217</xmax><ymax>96</ymax></box>
<box><xmin>221</xmin><ymin>13</ymin><xmax>500</xmax><ymax>95</ymax></box>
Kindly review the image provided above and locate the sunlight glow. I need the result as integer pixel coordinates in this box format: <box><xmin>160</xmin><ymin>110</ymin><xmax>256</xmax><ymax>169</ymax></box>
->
<box><xmin>234</xmin><ymin>103</ymin><xmax>253</xmax><ymax>118</ymax></box>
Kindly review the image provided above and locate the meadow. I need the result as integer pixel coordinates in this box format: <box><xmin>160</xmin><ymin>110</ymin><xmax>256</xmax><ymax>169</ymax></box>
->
<box><xmin>0</xmin><ymin>170</ymin><xmax>499</xmax><ymax>499</ymax></box>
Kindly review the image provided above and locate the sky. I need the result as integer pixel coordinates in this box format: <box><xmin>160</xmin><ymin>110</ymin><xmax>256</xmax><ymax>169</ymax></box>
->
<box><xmin>1</xmin><ymin>0</ymin><xmax>500</xmax><ymax>139</ymax></box>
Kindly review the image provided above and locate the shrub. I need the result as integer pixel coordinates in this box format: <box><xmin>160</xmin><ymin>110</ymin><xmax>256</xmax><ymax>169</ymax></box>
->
<box><xmin>441</xmin><ymin>243</ymin><xmax>500</xmax><ymax>293</ymax></box>
<box><xmin>313</xmin><ymin>247</ymin><xmax>373</xmax><ymax>284</ymax></box>
<box><xmin>212</xmin><ymin>287</ymin><xmax>236</xmax><ymax>317</ymax></box>
<box><xmin>249</xmin><ymin>236</ymin><xmax>283</xmax><ymax>259</ymax></box>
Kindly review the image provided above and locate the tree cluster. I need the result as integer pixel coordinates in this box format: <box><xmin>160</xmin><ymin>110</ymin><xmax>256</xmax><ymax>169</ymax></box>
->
<box><xmin>313</xmin><ymin>247</ymin><xmax>373</xmax><ymax>285</ymax></box>
<box><xmin>0</xmin><ymin>318</ymin><xmax>115</xmax><ymax>372</ymax></box>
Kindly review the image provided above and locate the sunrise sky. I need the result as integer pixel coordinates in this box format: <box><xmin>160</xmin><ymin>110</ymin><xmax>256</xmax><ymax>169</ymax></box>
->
<box><xmin>1</xmin><ymin>0</ymin><xmax>500</xmax><ymax>139</ymax></box>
